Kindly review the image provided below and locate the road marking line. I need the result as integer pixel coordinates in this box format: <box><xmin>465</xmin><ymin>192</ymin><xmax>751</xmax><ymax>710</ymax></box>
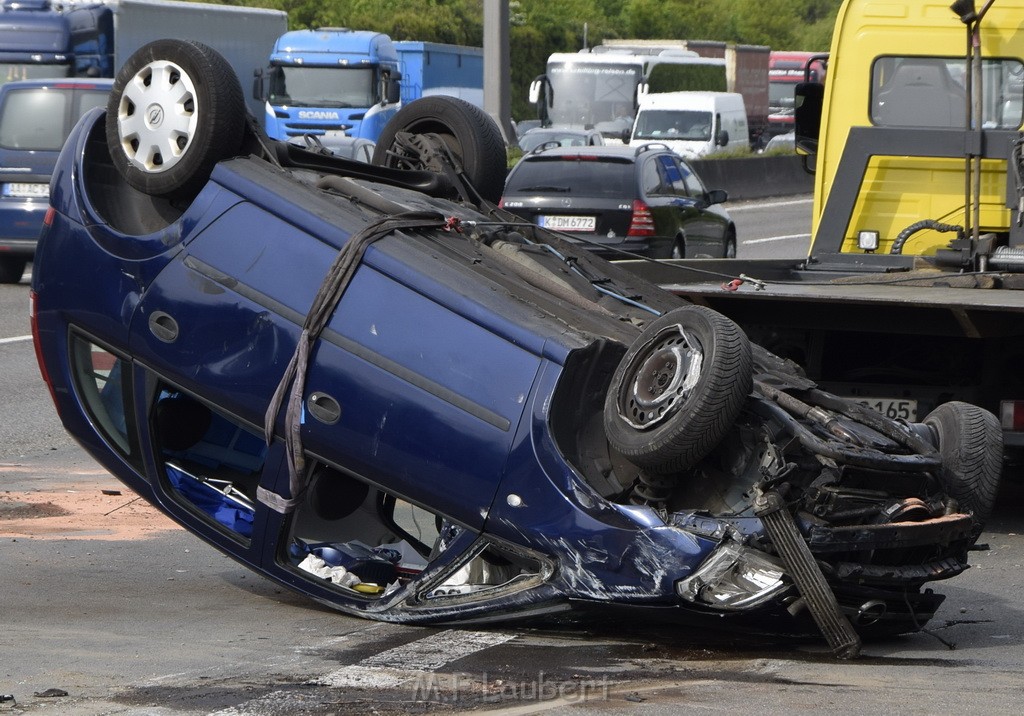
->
<box><xmin>728</xmin><ymin>197</ymin><xmax>813</xmax><ymax>211</ymax></box>
<box><xmin>0</xmin><ymin>335</ymin><xmax>32</xmax><ymax>345</ymax></box>
<box><xmin>208</xmin><ymin>628</ymin><xmax>518</xmax><ymax>713</ymax></box>
<box><xmin>743</xmin><ymin>233</ymin><xmax>811</xmax><ymax>244</ymax></box>
<box><xmin>320</xmin><ymin>629</ymin><xmax>518</xmax><ymax>687</ymax></box>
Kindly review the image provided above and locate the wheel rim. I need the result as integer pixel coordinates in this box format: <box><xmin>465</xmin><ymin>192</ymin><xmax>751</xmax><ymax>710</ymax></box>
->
<box><xmin>618</xmin><ymin>324</ymin><xmax>704</xmax><ymax>430</ymax></box>
<box><xmin>117</xmin><ymin>59</ymin><xmax>198</xmax><ymax>174</ymax></box>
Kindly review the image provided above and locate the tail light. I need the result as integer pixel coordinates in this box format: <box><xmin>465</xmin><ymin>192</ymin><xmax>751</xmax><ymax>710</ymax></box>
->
<box><xmin>627</xmin><ymin>199</ymin><xmax>655</xmax><ymax>237</ymax></box>
<box><xmin>1000</xmin><ymin>401</ymin><xmax>1024</xmax><ymax>431</ymax></box>
<box><xmin>30</xmin><ymin>290</ymin><xmax>58</xmax><ymax>408</ymax></box>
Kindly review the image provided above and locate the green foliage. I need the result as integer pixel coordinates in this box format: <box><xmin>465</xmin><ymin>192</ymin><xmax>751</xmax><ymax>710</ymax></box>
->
<box><xmin>648</xmin><ymin>64</ymin><xmax>728</xmax><ymax>94</ymax></box>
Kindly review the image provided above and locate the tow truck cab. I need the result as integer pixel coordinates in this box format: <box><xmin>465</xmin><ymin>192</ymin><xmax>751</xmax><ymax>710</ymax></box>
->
<box><xmin>795</xmin><ymin>0</ymin><xmax>1024</xmax><ymax>263</ymax></box>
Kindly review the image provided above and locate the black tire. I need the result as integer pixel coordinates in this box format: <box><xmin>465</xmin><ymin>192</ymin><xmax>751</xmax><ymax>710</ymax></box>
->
<box><xmin>105</xmin><ymin>39</ymin><xmax>246</xmax><ymax>199</ymax></box>
<box><xmin>671</xmin><ymin>236</ymin><xmax>685</xmax><ymax>259</ymax></box>
<box><xmin>0</xmin><ymin>256</ymin><xmax>26</xmax><ymax>284</ymax></box>
<box><xmin>603</xmin><ymin>305</ymin><xmax>753</xmax><ymax>473</ymax></box>
<box><xmin>923</xmin><ymin>401</ymin><xmax>1002</xmax><ymax>528</ymax></box>
<box><xmin>372</xmin><ymin>96</ymin><xmax>507</xmax><ymax>204</ymax></box>
<box><xmin>724</xmin><ymin>228</ymin><xmax>737</xmax><ymax>258</ymax></box>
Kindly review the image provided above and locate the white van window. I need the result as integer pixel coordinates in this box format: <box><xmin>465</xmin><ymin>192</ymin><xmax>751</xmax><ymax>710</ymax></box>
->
<box><xmin>634</xmin><ymin>109</ymin><xmax>712</xmax><ymax>141</ymax></box>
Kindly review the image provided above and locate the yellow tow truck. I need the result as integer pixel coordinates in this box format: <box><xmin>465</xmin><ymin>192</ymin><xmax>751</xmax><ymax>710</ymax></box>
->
<box><xmin>622</xmin><ymin>0</ymin><xmax>1024</xmax><ymax>472</ymax></box>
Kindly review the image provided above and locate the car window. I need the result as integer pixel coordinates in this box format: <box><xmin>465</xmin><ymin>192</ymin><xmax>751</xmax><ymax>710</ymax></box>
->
<box><xmin>639</xmin><ymin>157</ymin><xmax>661</xmax><ymax>196</ymax></box>
<box><xmin>678</xmin><ymin>159</ymin><xmax>707</xmax><ymax>197</ymax></box>
<box><xmin>656</xmin><ymin>155</ymin><xmax>688</xmax><ymax>196</ymax></box>
<box><xmin>76</xmin><ymin>89</ymin><xmax>110</xmax><ymax>118</ymax></box>
<box><xmin>0</xmin><ymin>87</ymin><xmax>109</xmax><ymax>150</ymax></box>
<box><xmin>0</xmin><ymin>88</ymin><xmax>68</xmax><ymax>149</ymax></box>
<box><xmin>507</xmin><ymin>156</ymin><xmax>635</xmax><ymax>197</ymax></box>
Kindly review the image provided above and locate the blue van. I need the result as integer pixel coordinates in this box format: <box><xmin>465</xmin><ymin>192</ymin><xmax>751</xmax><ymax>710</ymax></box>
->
<box><xmin>0</xmin><ymin>78</ymin><xmax>113</xmax><ymax>283</ymax></box>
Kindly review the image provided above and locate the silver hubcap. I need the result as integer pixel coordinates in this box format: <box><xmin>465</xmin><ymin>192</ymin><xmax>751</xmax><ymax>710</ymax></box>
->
<box><xmin>118</xmin><ymin>60</ymin><xmax>198</xmax><ymax>174</ymax></box>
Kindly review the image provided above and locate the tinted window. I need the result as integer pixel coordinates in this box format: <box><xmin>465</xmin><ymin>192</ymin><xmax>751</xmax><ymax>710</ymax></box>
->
<box><xmin>0</xmin><ymin>87</ymin><xmax>109</xmax><ymax>150</ymax></box>
<box><xmin>506</xmin><ymin>156</ymin><xmax>635</xmax><ymax>197</ymax></box>
<box><xmin>657</xmin><ymin>155</ymin><xmax>687</xmax><ymax>195</ymax></box>
<box><xmin>678</xmin><ymin>160</ymin><xmax>707</xmax><ymax>197</ymax></box>
<box><xmin>871</xmin><ymin>56</ymin><xmax>1024</xmax><ymax>129</ymax></box>
<box><xmin>69</xmin><ymin>333</ymin><xmax>137</xmax><ymax>464</ymax></box>
<box><xmin>640</xmin><ymin>157</ymin><xmax>661</xmax><ymax>195</ymax></box>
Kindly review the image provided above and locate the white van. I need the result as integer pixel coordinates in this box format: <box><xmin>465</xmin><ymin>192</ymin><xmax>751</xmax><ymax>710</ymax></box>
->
<box><xmin>629</xmin><ymin>91</ymin><xmax>749</xmax><ymax>158</ymax></box>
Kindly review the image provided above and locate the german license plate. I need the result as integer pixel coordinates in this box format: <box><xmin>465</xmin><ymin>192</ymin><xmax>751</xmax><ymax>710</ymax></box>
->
<box><xmin>539</xmin><ymin>215</ymin><xmax>596</xmax><ymax>232</ymax></box>
<box><xmin>2</xmin><ymin>182</ymin><xmax>48</xmax><ymax>198</ymax></box>
<box><xmin>856</xmin><ymin>397</ymin><xmax>918</xmax><ymax>421</ymax></box>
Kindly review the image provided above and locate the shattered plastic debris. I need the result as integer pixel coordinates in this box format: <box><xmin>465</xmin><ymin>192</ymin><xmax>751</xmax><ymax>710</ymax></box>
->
<box><xmin>297</xmin><ymin>553</ymin><xmax>360</xmax><ymax>587</ymax></box>
<box><xmin>33</xmin><ymin>688</ymin><xmax>68</xmax><ymax>700</ymax></box>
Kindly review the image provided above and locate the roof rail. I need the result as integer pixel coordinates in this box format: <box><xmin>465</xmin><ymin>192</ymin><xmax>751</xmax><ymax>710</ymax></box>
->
<box><xmin>634</xmin><ymin>142</ymin><xmax>671</xmax><ymax>156</ymax></box>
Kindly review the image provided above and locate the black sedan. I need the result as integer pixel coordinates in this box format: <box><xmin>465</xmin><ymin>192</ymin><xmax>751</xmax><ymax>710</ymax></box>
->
<box><xmin>500</xmin><ymin>144</ymin><xmax>736</xmax><ymax>259</ymax></box>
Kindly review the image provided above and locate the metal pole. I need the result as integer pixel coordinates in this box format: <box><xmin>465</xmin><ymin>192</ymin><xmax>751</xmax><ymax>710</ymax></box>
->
<box><xmin>483</xmin><ymin>0</ymin><xmax>517</xmax><ymax>147</ymax></box>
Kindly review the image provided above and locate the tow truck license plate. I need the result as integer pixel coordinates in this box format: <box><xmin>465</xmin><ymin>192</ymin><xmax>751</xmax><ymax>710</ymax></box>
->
<box><xmin>539</xmin><ymin>215</ymin><xmax>596</xmax><ymax>232</ymax></box>
<box><xmin>856</xmin><ymin>397</ymin><xmax>917</xmax><ymax>421</ymax></box>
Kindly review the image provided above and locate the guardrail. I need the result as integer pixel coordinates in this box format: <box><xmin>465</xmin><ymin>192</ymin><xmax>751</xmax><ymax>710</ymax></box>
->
<box><xmin>690</xmin><ymin>154</ymin><xmax>813</xmax><ymax>201</ymax></box>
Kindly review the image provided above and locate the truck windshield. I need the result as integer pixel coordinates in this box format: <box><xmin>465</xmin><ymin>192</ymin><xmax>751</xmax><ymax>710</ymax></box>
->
<box><xmin>0</xmin><ymin>87</ymin><xmax>109</xmax><ymax>151</ymax></box>
<box><xmin>768</xmin><ymin>80</ymin><xmax>797</xmax><ymax>112</ymax></box>
<box><xmin>870</xmin><ymin>56</ymin><xmax>1024</xmax><ymax>129</ymax></box>
<box><xmin>633</xmin><ymin>109</ymin><xmax>712</xmax><ymax>141</ymax></box>
<box><xmin>546</xmin><ymin>62</ymin><xmax>641</xmax><ymax>126</ymax></box>
<box><xmin>0</xmin><ymin>63</ymin><xmax>73</xmax><ymax>88</ymax></box>
<box><xmin>268</xmin><ymin>65</ymin><xmax>375</xmax><ymax>108</ymax></box>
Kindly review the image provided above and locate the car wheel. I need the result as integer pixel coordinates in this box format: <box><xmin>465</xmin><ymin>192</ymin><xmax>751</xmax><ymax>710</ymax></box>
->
<box><xmin>0</xmin><ymin>256</ymin><xmax>26</xmax><ymax>284</ymax></box>
<box><xmin>372</xmin><ymin>96</ymin><xmax>507</xmax><ymax>204</ymax></box>
<box><xmin>671</xmin><ymin>237</ymin><xmax>685</xmax><ymax>259</ymax></box>
<box><xmin>725</xmin><ymin>228</ymin><xmax>737</xmax><ymax>258</ymax></box>
<box><xmin>105</xmin><ymin>39</ymin><xmax>246</xmax><ymax>199</ymax></box>
<box><xmin>603</xmin><ymin>305</ymin><xmax>753</xmax><ymax>473</ymax></box>
<box><xmin>923</xmin><ymin>401</ymin><xmax>1002</xmax><ymax>531</ymax></box>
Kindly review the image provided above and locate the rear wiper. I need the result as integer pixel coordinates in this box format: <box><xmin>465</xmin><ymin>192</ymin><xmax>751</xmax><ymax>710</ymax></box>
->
<box><xmin>517</xmin><ymin>185</ymin><xmax>571</xmax><ymax>192</ymax></box>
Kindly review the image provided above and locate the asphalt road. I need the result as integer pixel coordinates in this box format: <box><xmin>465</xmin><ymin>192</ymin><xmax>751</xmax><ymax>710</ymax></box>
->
<box><xmin>5</xmin><ymin>198</ymin><xmax>1024</xmax><ymax>715</ymax></box>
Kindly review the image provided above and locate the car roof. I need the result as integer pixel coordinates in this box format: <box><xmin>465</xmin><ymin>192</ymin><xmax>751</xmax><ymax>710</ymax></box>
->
<box><xmin>518</xmin><ymin>143</ymin><xmax>671</xmax><ymax>161</ymax></box>
<box><xmin>521</xmin><ymin>127</ymin><xmax>595</xmax><ymax>136</ymax></box>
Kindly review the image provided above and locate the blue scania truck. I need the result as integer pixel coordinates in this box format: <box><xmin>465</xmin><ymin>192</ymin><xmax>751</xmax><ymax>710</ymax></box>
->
<box><xmin>257</xmin><ymin>28</ymin><xmax>483</xmax><ymax>144</ymax></box>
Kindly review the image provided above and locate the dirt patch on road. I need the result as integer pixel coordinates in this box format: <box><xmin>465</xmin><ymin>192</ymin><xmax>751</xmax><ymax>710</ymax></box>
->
<box><xmin>0</xmin><ymin>461</ymin><xmax>179</xmax><ymax>541</ymax></box>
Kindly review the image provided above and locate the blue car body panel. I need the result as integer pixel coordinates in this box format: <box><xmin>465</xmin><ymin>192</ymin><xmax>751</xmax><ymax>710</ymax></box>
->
<box><xmin>29</xmin><ymin>104</ymin><xmax>979</xmax><ymax>644</ymax></box>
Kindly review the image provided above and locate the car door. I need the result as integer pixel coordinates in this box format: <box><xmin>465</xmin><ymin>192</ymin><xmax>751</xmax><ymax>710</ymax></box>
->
<box><xmin>643</xmin><ymin>154</ymin><xmax>700</xmax><ymax>256</ymax></box>
<box><xmin>676</xmin><ymin>158</ymin><xmax>728</xmax><ymax>255</ymax></box>
<box><xmin>129</xmin><ymin>181</ymin><xmax>527</xmax><ymax>536</ymax></box>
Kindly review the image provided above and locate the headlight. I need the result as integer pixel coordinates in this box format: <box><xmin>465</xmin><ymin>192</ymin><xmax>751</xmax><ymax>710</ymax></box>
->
<box><xmin>676</xmin><ymin>542</ymin><xmax>789</xmax><ymax>610</ymax></box>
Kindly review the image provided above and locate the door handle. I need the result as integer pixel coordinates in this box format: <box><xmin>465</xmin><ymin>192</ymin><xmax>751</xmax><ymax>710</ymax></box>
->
<box><xmin>148</xmin><ymin>311</ymin><xmax>179</xmax><ymax>343</ymax></box>
<box><xmin>307</xmin><ymin>392</ymin><xmax>342</xmax><ymax>424</ymax></box>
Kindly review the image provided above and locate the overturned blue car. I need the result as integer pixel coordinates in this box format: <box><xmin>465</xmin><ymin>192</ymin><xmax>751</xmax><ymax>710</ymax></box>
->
<box><xmin>30</xmin><ymin>40</ymin><xmax>1001</xmax><ymax>657</ymax></box>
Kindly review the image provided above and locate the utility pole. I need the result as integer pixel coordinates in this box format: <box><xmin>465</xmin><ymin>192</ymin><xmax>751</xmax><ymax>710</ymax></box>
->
<box><xmin>483</xmin><ymin>0</ymin><xmax>517</xmax><ymax>146</ymax></box>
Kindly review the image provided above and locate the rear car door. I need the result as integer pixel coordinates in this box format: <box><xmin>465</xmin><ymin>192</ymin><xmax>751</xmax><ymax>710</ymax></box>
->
<box><xmin>643</xmin><ymin>153</ymin><xmax>701</xmax><ymax>255</ymax></box>
<box><xmin>678</xmin><ymin>158</ymin><xmax>728</xmax><ymax>254</ymax></box>
<box><xmin>653</xmin><ymin>154</ymin><xmax>726</xmax><ymax>256</ymax></box>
